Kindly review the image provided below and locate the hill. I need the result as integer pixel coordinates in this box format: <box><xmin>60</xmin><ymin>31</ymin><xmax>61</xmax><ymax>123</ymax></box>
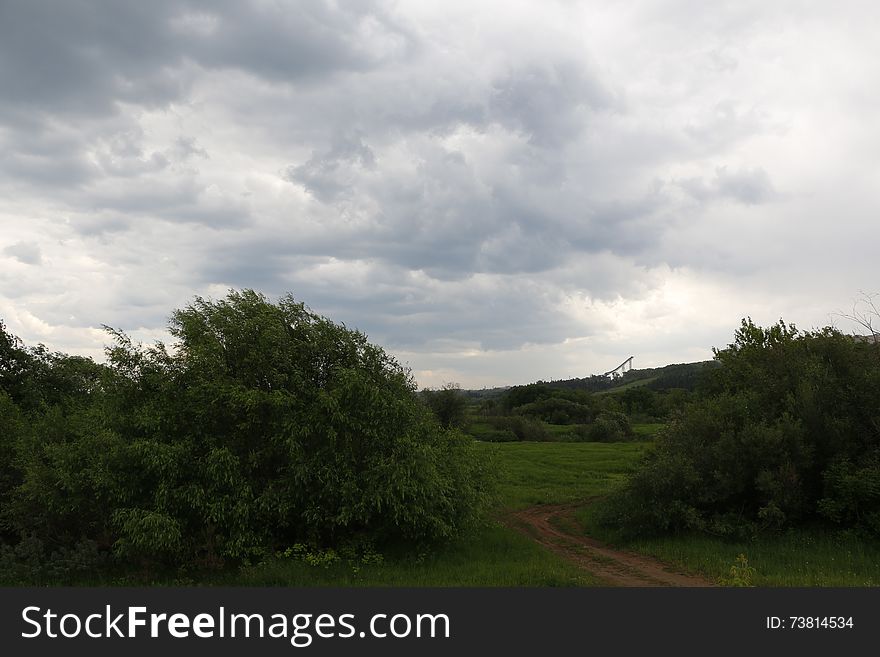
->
<box><xmin>470</xmin><ymin>360</ymin><xmax>718</xmax><ymax>397</ymax></box>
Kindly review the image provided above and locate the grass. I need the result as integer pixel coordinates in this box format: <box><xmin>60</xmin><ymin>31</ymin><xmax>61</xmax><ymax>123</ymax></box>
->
<box><xmin>468</xmin><ymin>417</ymin><xmax>665</xmax><ymax>443</ymax></box>
<box><xmin>594</xmin><ymin>377</ymin><xmax>657</xmax><ymax>394</ymax></box>
<box><xmin>576</xmin><ymin>505</ymin><xmax>880</xmax><ymax>587</ymax></box>
<box><xmin>217</xmin><ymin>523</ymin><xmax>597</xmax><ymax>587</ymax></box>
<box><xmin>214</xmin><ymin>442</ymin><xmax>648</xmax><ymax>587</ymax></box>
<box><xmin>631</xmin><ymin>422</ymin><xmax>665</xmax><ymax>438</ymax></box>
<box><xmin>626</xmin><ymin>531</ymin><xmax>880</xmax><ymax>586</ymax></box>
<box><xmin>466</xmin><ymin>420</ymin><xmax>514</xmax><ymax>442</ymax></box>
<box><xmin>483</xmin><ymin>441</ymin><xmax>649</xmax><ymax>509</ymax></box>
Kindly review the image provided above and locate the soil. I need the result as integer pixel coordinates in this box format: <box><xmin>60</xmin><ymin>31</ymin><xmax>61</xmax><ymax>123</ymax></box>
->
<box><xmin>505</xmin><ymin>503</ymin><xmax>714</xmax><ymax>587</ymax></box>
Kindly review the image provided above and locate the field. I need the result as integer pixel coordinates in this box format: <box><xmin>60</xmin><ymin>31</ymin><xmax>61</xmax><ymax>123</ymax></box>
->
<box><xmin>488</xmin><ymin>441</ymin><xmax>647</xmax><ymax>508</ymax></box>
<box><xmin>220</xmin><ymin>441</ymin><xmax>647</xmax><ymax>587</ymax></box>
<box><xmin>229</xmin><ymin>440</ymin><xmax>880</xmax><ymax>587</ymax></box>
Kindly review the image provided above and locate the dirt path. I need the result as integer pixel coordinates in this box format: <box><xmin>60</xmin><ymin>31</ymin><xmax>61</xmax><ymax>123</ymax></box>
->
<box><xmin>506</xmin><ymin>503</ymin><xmax>714</xmax><ymax>587</ymax></box>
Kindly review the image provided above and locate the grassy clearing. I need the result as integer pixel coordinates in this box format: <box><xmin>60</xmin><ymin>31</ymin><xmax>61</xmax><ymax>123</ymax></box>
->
<box><xmin>631</xmin><ymin>532</ymin><xmax>880</xmax><ymax>586</ymax></box>
<box><xmin>631</xmin><ymin>422</ymin><xmax>665</xmax><ymax>438</ymax></box>
<box><xmin>483</xmin><ymin>441</ymin><xmax>648</xmax><ymax>509</ymax></box>
<box><xmin>594</xmin><ymin>377</ymin><xmax>657</xmax><ymax>394</ymax></box>
<box><xmin>466</xmin><ymin>420</ymin><xmax>514</xmax><ymax>442</ymax></box>
<box><xmin>544</xmin><ymin>423</ymin><xmax>577</xmax><ymax>439</ymax></box>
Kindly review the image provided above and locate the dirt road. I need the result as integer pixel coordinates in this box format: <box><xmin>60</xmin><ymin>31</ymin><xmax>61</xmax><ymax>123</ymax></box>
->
<box><xmin>506</xmin><ymin>503</ymin><xmax>714</xmax><ymax>587</ymax></box>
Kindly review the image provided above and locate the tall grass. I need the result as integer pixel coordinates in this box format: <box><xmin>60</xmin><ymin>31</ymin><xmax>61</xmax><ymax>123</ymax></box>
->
<box><xmin>578</xmin><ymin>506</ymin><xmax>880</xmax><ymax>586</ymax></box>
<box><xmin>219</xmin><ymin>523</ymin><xmax>597</xmax><ymax>587</ymax></box>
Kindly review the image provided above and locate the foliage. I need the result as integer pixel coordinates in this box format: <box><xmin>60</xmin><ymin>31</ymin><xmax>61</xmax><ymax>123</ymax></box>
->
<box><xmin>513</xmin><ymin>397</ymin><xmax>596</xmax><ymax>424</ymax></box>
<box><xmin>0</xmin><ymin>291</ymin><xmax>496</xmax><ymax>577</ymax></box>
<box><xmin>421</xmin><ymin>383</ymin><xmax>468</xmax><ymax>429</ymax></box>
<box><xmin>487</xmin><ymin>415</ymin><xmax>552</xmax><ymax>442</ymax></box>
<box><xmin>580</xmin><ymin>410</ymin><xmax>634</xmax><ymax>442</ymax></box>
<box><xmin>719</xmin><ymin>553</ymin><xmax>756</xmax><ymax>587</ymax></box>
<box><xmin>599</xmin><ymin>319</ymin><xmax>880</xmax><ymax>539</ymax></box>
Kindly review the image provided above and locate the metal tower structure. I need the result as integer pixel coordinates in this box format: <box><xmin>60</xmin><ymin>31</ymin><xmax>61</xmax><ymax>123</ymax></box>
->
<box><xmin>603</xmin><ymin>356</ymin><xmax>634</xmax><ymax>379</ymax></box>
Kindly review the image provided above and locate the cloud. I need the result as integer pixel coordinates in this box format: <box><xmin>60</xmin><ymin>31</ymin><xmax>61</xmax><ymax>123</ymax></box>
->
<box><xmin>679</xmin><ymin>166</ymin><xmax>777</xmax><ymax>205</ymax></box>
<box><xmin>284</xmin><ymin>134</ymin><xmax>377</xmax><ymax>203</ymax></box>
<box><xmin>3</xmin><ymin>241</ymin><xmax>42</xmax><ymax>265</ymax></box>
<box><xmin>1</xmin><ymin>0</ymin><xmax>879</xmax><ymax>388</ymax></box>
<box><xmin>489</xmin><ymin>59</ymin><xmax>616</xmax><ymax>146</ymax></box>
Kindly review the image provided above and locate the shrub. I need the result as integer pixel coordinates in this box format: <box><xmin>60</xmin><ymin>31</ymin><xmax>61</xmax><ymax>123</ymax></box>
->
<box><xmin>1</xmin><ymin>290</ymin><xmax>497</xmax><ymax>573</ymax></box>
<box><xmin>421</xmin><ymin>383</ymin><xmax>468</xmax><ymax>429</ymax></box>
<box><xmin>488</xmin><ymin>416</ymin><xmax>552</xmax><ymax>441</ymax></box>
<box><xmin>599</xmin><ymin>319</ymin><xmax>880</xmax><ymax>538</ymax></box>
<box><xmin>584</xmin><ymin>410</ymin><xmax>634</xmax><ymax>442</ymax></box>
<box><xmin>513</xmin><ymin>397</ymin><xmax>594</xmax><ymax>424</ymax></box>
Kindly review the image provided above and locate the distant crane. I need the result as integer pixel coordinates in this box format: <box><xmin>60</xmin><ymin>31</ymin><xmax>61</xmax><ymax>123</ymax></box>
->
<box><xmin>603</xmin><ymin>356</ymin><xmax>634</xmax><ymax>379</ymax></box>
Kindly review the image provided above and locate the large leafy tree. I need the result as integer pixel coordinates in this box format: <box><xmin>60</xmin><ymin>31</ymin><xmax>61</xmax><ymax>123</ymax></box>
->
<box><xmin>3</xmin><ymin>291</ymin><xmax>495</xmax><ymax>571</ymax></box>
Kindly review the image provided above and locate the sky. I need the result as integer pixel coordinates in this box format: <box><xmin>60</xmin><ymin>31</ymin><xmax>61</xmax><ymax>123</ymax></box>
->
<box><xmin>1</xmin><ymin>0</ymin><xmax>878</xmax><ymax>389</ymax></box>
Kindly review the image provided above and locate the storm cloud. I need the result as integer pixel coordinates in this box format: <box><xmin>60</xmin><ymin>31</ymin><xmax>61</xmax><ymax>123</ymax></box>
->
<box><xmin>1</xmin><ymin>0</ymin><xmax>879</xmax><ymax>387</ymax></box>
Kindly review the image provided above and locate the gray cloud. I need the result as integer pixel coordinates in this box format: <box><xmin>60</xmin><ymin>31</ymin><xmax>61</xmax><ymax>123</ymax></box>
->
<box><xmin>679</xmin><ymin>166</ymin><xmax>777</xmax><ymax>205</ymax></box>
<box><xmin>489</xmin><ymin>60</ymin><xmax>615</xmax><ymax>146</ymax></box>
<box><xmin>284</xmin><ymin>135</ymin><xmax>377</xmax><ymax>203</ymax></box>
<box><xmin>3</xmin><ymin>241</ymin><xmax>42</xmax><ymax>265</ymax></box>
<box><xmin>0</xmin><ymin>0</ymin><xmax>410</xmax><ymax>118</ymax></box>
<box><xmin>1</xmin><ymin>0</ymin><xmax>878</xmax><ymax>387</ymax></box>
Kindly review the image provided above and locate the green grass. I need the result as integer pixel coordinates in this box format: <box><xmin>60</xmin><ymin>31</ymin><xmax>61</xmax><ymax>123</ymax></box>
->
<box><xmin>577</xmin><ymin>505</ymin><xmax>880</xmax><ymax>587</ymax></box>
<box><xmin>631</xmin><ymin>422</ymin><xmax>665</xmax><ymax>438</ymax></box>
<box><xmin>483</xmin><ymin>441</ymin><xmax>649</xmax><ymax>509</ymax></box>
<box><xmin>544</xmin><ymin>423</ymin><xmax>576</xmax><ymax>438</ymax></box>
<box><xmin>217</xmin><ymin>522</ymin><xmax>597</xmax><ymax>587</ymax></box>
<box><xmin>594</xmin><ymin>377</ymin><xmax>657</xmax><ymax>394</ymax></box>
<box><xmin>468</xmin><ymin>417</ymin><xmax>664</xmax><ymax>443</ymax></box>
<box><xmin>215</xmin><ymin>441</ymin><xmax>649</xmax><ymax>586</ymax></box>
<box><xmin>629</xmin><ymin>531</ymin><xmax>880</xmax><ymax>586</ymax></box>
<box><xmin>466</xmin><ymin>420</ymin><xmax>514</xmax><ymax>442</ymax></box>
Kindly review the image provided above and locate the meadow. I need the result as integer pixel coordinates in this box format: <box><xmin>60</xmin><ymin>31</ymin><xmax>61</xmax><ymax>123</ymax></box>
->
<box><xmin>5</xmin><ymin>300</ymin><xmax>878</xmax><ymax>588</ymax></box>
<box><xmin>229</xmin><ymin>439</ymin><xmax>880</xmax><ymax>587</ymax></box>
<box><xmin>219</xmin><ymin>441</ymin><xmax>647</xmax><ymax>587</ymax></box>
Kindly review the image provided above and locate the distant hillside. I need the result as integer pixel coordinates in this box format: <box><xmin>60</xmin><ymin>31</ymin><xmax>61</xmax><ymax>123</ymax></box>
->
<box><xmin>460</xmin><ymin>360</ymin><xmax>718</xmax><ymax>397</ymax></box>
<box><xmin>535</xmin><ymin>361</ymin><xmax>719</xmax><ymax>394</ymax></box>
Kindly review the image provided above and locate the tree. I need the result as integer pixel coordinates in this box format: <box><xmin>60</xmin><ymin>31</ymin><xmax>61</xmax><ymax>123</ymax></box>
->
<box><xmin>3</xmin><ymin>290</ymin><xmax>496</xmax><ymax>572</ymax></box>
<box><xmin>0</xmin><ymin>290</ymin><xmax>492</xmax><ymax>566</ymax></box>
<box><xmin>835</xmin><ymin>291</ymin><xmax>880</xmax><ymax>364</ymax></box>
<box><xmin>0</xmin><ymin>320</ymin><xmax>34</xmax><ymax>410</ymax></box>
<box><xmin>599</xmin><ymin>318</ymin><xmax>880</xmax><ymax>538</ymax></box>
<box><xmin>422</xmin><ymin>382</ymin><xmax>468</xmax><ymax>429</ymax></box>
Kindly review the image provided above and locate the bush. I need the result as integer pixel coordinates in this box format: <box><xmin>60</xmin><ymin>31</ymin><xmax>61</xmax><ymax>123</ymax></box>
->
<box><xmin>599</xmin><ymin>319</ymin><xmax>880</xmax><ymax>539</ymax></box>
<box><xmin>0</xmin><ymin>290</ymin><xmax>497</xmax><ymax>575</ymax></box>
<box><xmin>487</xmin><ymin>415</ymin><xmax>552</xmax><ymax>441</ymax></box>
<box><xmin>583</xmin><ymin>410</ymin><xmax>634</xmax><ymax>442</ymax></box>
<box><xmin>513</xmin><ymin>397</ymin><xmax>595</xmax><ymax>424</ymax></box>
<box><xmin>421</xmin><ymin>383</ymin><xmax>468</xmax><ymax>429</ymax></box>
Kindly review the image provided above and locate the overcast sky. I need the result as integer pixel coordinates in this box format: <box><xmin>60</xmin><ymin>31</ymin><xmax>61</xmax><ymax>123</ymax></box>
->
<box><xmin>1</xmin><ymin>0</ymin><xmax>878</xmax><ymax>388</ymax></box>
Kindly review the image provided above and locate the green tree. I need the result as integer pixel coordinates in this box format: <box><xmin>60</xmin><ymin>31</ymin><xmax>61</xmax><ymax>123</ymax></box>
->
<box><xmin>1</xmin><ymin>291</ymin><xmax>497</xmax><ymax>576</ymax></box>
<box><xmin>422</xmin><ymin>382</ymin><xmax>468</xmax><ymax>429</ymax></box>
<box><xmin>600</xmin><ymin>318</ymin><xmax>880</xmax><ymax>538</ymax></box>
